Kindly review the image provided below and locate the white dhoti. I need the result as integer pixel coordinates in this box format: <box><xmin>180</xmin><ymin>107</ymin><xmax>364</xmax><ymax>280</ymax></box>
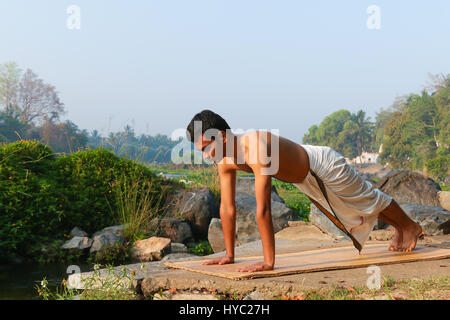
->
<box><xmin>293</xmin><ymin>145</ymin><xmax>393</xmax><ymax>248</ymax></box>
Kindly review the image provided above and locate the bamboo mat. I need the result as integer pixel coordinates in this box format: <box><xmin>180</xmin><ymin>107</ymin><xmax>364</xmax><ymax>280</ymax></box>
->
<box><xmin>164</xmin><ymin>244</ymin><xmax>450</xmax><ymax>280</ymax></box>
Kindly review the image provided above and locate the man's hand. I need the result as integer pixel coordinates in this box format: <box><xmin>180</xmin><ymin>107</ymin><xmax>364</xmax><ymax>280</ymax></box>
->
<box><xmin>201</xmin><ymin>256</ymin><xmax>234</xmax><ymax>266</ymax></box>
<box><xmin>237</xmin><ymin>261</ymin><xmax>273</xmax><ymax>272</ymax></box>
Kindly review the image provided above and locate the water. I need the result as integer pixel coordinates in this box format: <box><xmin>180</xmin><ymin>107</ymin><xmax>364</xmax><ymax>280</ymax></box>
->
<box><xmin>0</xmin><ymin>262</ymin><xmax>92</xmax><ymax>300</ymax></box>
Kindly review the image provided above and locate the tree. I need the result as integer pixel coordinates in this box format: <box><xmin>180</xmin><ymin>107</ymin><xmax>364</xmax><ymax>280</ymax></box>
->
<box><xmin>350</xmin><ymin>110</ymin><xmax>374</xmax><ymax>155</ymax></box>
<box><xmin>0</xmin><ymin>62</ymin><xmax>21</xmax><ymax>108</ymax></box>
<box><xmin>17</xmin><ymin>69</ymin><xmax>65</xmax><ymax>123</ymax></box>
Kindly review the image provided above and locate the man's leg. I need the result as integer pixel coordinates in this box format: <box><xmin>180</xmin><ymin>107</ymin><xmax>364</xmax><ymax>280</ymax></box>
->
<box><xmin>378</xmin><ymin>199</ymin><xmax>423</xmax><ymax>252</ymax></box>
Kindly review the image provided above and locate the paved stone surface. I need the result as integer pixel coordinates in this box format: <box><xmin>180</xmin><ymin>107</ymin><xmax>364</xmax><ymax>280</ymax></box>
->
<box><xmin>71</xmin><ymin>223</ymin><xmax>450</xmax><ymax>299</ymax></box>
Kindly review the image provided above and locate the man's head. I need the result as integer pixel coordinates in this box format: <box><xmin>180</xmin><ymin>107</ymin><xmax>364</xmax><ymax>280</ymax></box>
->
<box><xmin>186</xmin><ymin>109</ymin><xmax>231</xmax><ymax>162</ymax></box>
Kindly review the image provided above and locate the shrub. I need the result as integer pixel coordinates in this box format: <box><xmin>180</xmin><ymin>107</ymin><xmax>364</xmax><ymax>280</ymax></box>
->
<box><xmin>425</xmin><ymin>154</ymin><xmax>449</xmax><ymax>182</ymax></box>
<box><xmin>0</xmin><ymin>141</ymin><xmax>175</xmax><ymax>261</ymax></box>
<box><xmin>0</xmin><ymin>140</ymin><xmax>62</xmax><ymax>259</ymax></box>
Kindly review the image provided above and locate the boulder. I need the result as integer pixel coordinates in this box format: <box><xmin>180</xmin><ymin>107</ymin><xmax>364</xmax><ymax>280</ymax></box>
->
<box><xmin>207</xmin><ymin>218</ymin><xmax>226</xmax><ymax>253</ymax></box>
<box><xmin>207</xmin><ymin>194</ymin><xmax>297</xmax><ymax>251</ymax></box>
<box><xmin>310</xmin><ymin>202</ymin><xmax>450</xmax><ymax>239</ymax></box>
<box><xmin>92</xmin><ymin>225</ymin><xmax>125</xmax><ymax>238</ymax></box>
<box><xmin>376</xmin><ymin>169</ymin><xmax>441</xmax><ymax>206</ymax></box>
<box><xmin>165</xmin><ymin>187</ymin><xmax>219</xmax><ymax>240</ymax></box>
<box><xmin>131</xmin><ymin>237</ymin><xmax>171</xmax><ymax>262</ymax></box>
<box><xmin>399</xmin><ymin>203</ymin><xmax>450</xmax><ymax>235</ymax></box>
<box><xmin>155</xmin><ymin>218</ymin><xmax>194</xmax><ymax>244</ymax></box>
<box><xmin>89</xmin><ymin>231</ymin><xmax>125</xmax><ymax>254</ymax></box>
<box><xmin>236</xmin><ymin>178</ymin><xmax>285</xmax><ymax>204</ymax></box>
<box><xmin>170</xmin><ymin>242</ymin><xmax>188</xmax><ymax>253</ymax></box>
<box><xmin>438</xmin><ymin>191</ymin><xmax>450</xmax><ymax>211</ymax></box>
<box><xmin>69</xmin><ymin>227</ymin><xmax>88</xmax><ymax>238</ymax></box>
<box><xmin>61</xmin><ymin>236</ymin><xmax>93</xmax><ymax>250</ymax></box>
<box><xmin>309</xmin><ymin>204</ymin><xmax>347</xmax><ymax>239</ymax></box>
<box><xmin>235</xmin><ymin>194</ymin><xmax>296</xmax><ymax>243</ymax></box>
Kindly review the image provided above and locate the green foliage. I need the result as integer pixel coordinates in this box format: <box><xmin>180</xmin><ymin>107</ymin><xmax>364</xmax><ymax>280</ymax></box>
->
<box><xmin>426</xmin><ymin>154</ymin><xmax>449</xmax><ymax>182</ymax></box>
<box><xmin>188</xmin><ymin>241</ymin><xmax>214</xmax><ymax>256</ymax></box>
<box><xmin>302</xmin><ymin>109</ymin><xmax>374</xmax><ymax>159</ymax></box>
<box><xmin>0</xmin><ymin>140</ymin><xmax>174</xmax><ymax>261</ymax></box>
<box><xmin>272</xmin><ymin>179</ymin><xmax>311</xmax><ymax>221</ymax></box>
<box><xmin>111</xmin><ymin>171</ymin><xmax>172</xmax><ymax>243</ymax></box>
<box><xmin>36</xmin><ymin>264</ymin><xmax>138</xmax><ymax>300</ymax></box>
<box><xmin>88</xmin><ymin>243</ymin><xmax>132</xmax><ymax>265</ymax></box>
<box><xmin>380</xmin><ymin>77</ymin><xmax>449</xmax><ymax>181</ymax></box>
<box><xmin>0</xmin><ymin>140</ymin><xmax>62</xmax><ymax>259</ymax></box>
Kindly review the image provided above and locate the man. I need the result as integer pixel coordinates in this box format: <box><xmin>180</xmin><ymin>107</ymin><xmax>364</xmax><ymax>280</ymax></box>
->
<box><xmin>186</xmin><ymin>110</ymin><xmax>424</xmax><ymax>272</ymax></box>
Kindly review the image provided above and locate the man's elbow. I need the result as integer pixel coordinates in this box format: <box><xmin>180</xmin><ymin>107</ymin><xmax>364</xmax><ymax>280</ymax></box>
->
<box><xmin>220</xmin><ymin>205</ymin><xmax>236</xmax><ymax>218</ymax></box>
<box><xmin>256</xmin><ymin>206</ymin><xmax>271</xmax><ymax>220</ymax></box>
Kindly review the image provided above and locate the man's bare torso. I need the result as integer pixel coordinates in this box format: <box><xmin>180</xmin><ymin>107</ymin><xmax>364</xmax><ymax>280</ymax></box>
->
<box><xmin>218</xmin><ymin>131</ymin><xmax>310</xmax><ymax>183</ymax></box>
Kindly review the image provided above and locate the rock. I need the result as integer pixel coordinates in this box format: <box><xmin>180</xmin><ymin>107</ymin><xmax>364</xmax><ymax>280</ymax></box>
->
<box><xmin>444</xmin><ymin>177</ymin><xmax>450</xmax><ymax>184</ymax></box>
<box><xmin>171</xmin><ymin>242</ymin><xmax>188</xmax><ymax>253</ymax></box>
<box><xmin>398</xmin><ymin>204</ymin><xmax>450</xmax><ymax>235</ymax></box>
<box><xmin>161</xmin><ymin>253</ymin><xmax>197</xmax><ymax>261</ymax></box>
<box><xmin>61</xmin><ymin>236</ymin><xmax>93</xmax><ymax>250</ymax></box>
<box><xmin>89</xmin><ymin>232</ymin><xmax>125</xmax><ymax>254</ymax></box>
<box><xmin>155</xmin><ymin>218</ymin><xmax>194</xmax><ymax>244</ymax></box>
<box><xmin>235</xmin><ymin>194</ymin><xmax>296</xmax><ymax>243</ymax></box>
<box><xmin>141</xmin><ymin>276</ymin><xmax>167</xmax><ymax>296</ymax></box>
<box><xmin>438</xmin><ymin>191</ymin><xmax>450</xmax><ymax>211</ymax></box>
<box><xmin>243</xmin><ymin>290</ymin><xmax>266</xmax><ymax>300</ymax></box>
<box><xmin>376</xmin><ymin>169</ymin><xmax>441</xmax><ymax>206</ymax></box>
<box><xmin>131</xmin><ymin>237</ymin><xmax>171</xmax><ymax>262</ymax></box>
<box><xmin>207</xmin><ymin>218</ymin><xmax>226</xmax><ymax>253</ymax></box>
<box><xmin>92</xmin><ymin>225</ymin><xmax>126</xmax><ymax>238</ymax></box>
<box><xmin>69</xmin><ymin>227</ymin><xmax>88</xmax><ymax>238</ymax></box>
<box><xmin>207</xmin><ymin>195</ymin><xmax>296</xmax><ymax>248</ymax></box>
<box><xmin>236</xmin><ymin>177</ymin><xmax>285</xmax><ymax>204</ymax></box>
<box><xmin>275</xmin><ymin>222</ymin><xmax>335</xmax><ymax>241</ymax></box>
<box><xmin>308</xmin><ymin>204</ymin><xmax>347</xmax><ymax>239</ymax></box>
<box><xmin>165</xmin><ymin>187</ymin><xmax>219</xmax><ymax>240</ymax></box>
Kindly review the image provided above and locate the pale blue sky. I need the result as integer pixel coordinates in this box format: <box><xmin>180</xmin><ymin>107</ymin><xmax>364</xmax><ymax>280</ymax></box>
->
<box><xmin>0</xmin><ymin>1</ymin><xmax>449</xmax><ymax>143</ymax></box>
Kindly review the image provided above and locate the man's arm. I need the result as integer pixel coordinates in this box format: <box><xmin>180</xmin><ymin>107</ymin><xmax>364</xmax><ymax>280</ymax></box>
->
<box><xmin>202</xmin><ymin>165</ymin><xmax>236</xmax><ymax>265</ymax></box>
<box><xmin>237</xmin><ymin>169</ymin><xmax>275</xmax><ymax>272</ymax></box>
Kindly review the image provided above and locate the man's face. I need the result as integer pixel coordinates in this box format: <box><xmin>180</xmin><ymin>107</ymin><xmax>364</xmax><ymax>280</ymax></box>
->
<box><xmin>194</xmin><ymin>132</ymin><xmax>222</xmax><ymax>162</ymax></box>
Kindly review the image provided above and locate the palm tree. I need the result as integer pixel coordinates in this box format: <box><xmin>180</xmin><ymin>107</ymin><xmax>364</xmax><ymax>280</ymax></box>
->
<box><xmin>351</xmin><ymin>110</ymin><xmax>374</xmax><ymax>155</ymax></box>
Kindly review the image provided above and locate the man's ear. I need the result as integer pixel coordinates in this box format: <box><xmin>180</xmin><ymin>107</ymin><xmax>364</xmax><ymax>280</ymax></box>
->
<box><xmin>220</xmin><ymin>130</ymin><xmax>227</xmax><ymax>143</ymax></box>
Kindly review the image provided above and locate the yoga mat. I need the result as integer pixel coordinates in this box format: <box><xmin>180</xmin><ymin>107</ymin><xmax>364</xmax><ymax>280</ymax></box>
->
<box><xmin>164</xmin><ymin>244</ymin><xmax>450</xmax><ymax>280</ymax></box>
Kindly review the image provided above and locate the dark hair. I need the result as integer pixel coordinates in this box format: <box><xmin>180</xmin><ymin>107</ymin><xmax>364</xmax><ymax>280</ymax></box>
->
<box><xmin>186</xmin><ymin>109</ymin><xmax>230</xmax><ymax>143</ymax></box>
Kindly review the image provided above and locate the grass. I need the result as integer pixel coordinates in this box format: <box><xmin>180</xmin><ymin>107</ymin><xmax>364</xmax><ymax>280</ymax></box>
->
<box><xmin>36</xmin><ymin>264</ymin><xmax>140</xmax><ymax>300</ymax></box>
<box><xmin>272</xmin><ymin>179</ymin><xmax>311</xmax><ymax>221</ymax></box>
<box><xmin>276</xmin><ymin>275</ymin><xmax>450</xmax><ymax>300</ymax></box>
<box><xmin>109</xmin><ymin>171</ymin><xmax>172</xmax><ymax>242</ymax></box>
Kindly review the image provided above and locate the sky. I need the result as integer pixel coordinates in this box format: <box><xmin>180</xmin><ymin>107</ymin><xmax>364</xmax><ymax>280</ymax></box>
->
<box><xmin>0</xmin><ymin>0</ymin><xmax>449</xmax><ymax>144</ymax></box>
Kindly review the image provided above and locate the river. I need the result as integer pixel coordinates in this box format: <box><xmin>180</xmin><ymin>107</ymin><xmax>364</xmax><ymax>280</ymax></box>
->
<box><xmin>0</xmin><ymin>262</ymin><xmax>93</xmax><ymax>300</ymax></box>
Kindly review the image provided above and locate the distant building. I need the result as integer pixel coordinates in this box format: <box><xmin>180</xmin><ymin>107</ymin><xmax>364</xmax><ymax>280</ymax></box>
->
<box><xmin>346</xmin><ymin>151</ymin><xmax>380</xmax><ymax>164</ymax></box>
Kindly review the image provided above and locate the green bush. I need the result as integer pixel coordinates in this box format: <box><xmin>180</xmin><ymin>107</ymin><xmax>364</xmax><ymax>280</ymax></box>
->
<box><xmin>0</xmin><ymin>141</ymin><xmax>174</xmax><ymax>261</ymax></box>
<box><xmin>425</xmin><ymin>154</ymin><xmax>449</xmax><ymax>182</ymax></box>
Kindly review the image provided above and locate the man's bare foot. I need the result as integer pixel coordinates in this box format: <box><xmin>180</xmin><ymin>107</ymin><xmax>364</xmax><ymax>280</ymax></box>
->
<box><xmin>399</xmin><ymin>222</ymin><xmax>424</xmax><ymax>252</ymax></box>
<box><xmin>202</xmin><ymin>256</ymin><xmax>234</xmax><ymax>265</ymax></box>
<box><xmin>388</xmin><ymin>228</ymin><xmax>402</xmax><ymax>251</ymax></box>
<box><xmin>237</xmin><ymin>261</ymin><xmax>273</xmax><ymax>272</ymax></box>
